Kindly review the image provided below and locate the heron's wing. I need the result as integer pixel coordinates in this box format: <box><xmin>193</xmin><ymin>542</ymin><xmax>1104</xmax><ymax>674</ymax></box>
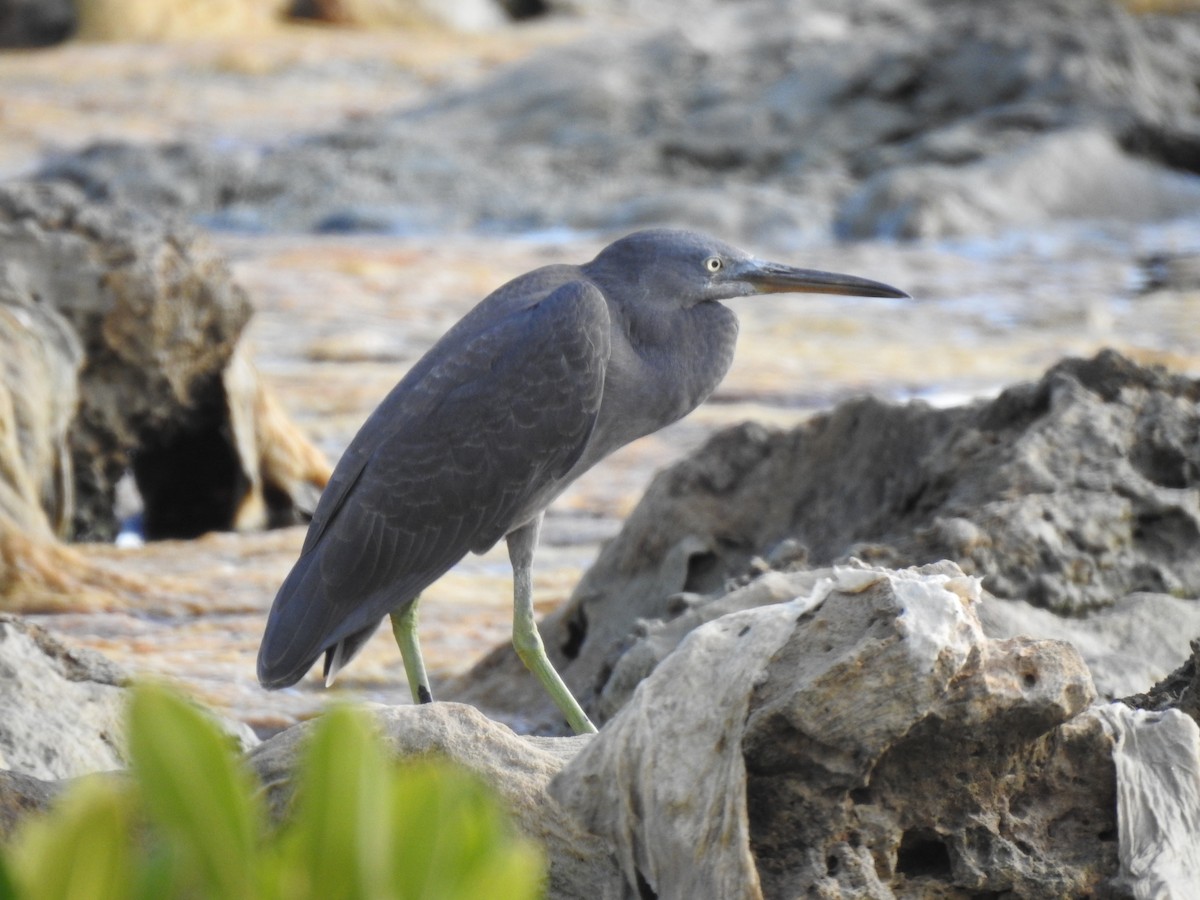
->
<box><xmin>297</xmin><ymin>267</ymin><xmax>588</xmax><ymax>556</ymax></box>
<box><xmin>258</xmin><ymin>280</ymin><xmax>611</xmax><ymax>686</ymax></box>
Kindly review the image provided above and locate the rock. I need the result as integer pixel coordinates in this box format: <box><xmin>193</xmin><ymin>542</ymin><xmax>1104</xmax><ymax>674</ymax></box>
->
<box><xmin>0</xmin><ymin>180</ymin><xmax>249</xmax><ymax>540</ymax></box>
<box><xmin>566</xmin><ymin>577</ymin><xmax>1200</xmax><ymax>727</ymax></box>
<box><xmin>74</xmin><ymin>0</ymin><xmax>287</xmax><ymax>40</ymax></box>
<box><xmin>0</xmin><ymin>281</ymin><xmax>145</xmax><ymax>606</ymax></box>
<box><xmin>0</xmin><ymin>180</ymin><xmax>329</xmax><ymax>547</ymax></box>
<box><xmin>222</xmin><ymin>346</ymin><xmax>330</xmax><ymax>531</ymax></box>
<box><xmin>451</xmin><ymin>350</ymin><xmax>1200</xmax><ymax>733</ymax></box>
<box><xmin>1139</xmin><ymin>250</ymin><xmax>1200</xmax><ymax>294</ymax></box>
<box><xmin>549</xmin><ymin>563</ymin><xmax>1145</xmax><ymax>896</ymax></box>
<box><xmin>0</xmin><ymin>770</ymin><xmax>60</xmax><ymax>841</ymax></box>
<box><xmin>978</xmin><ymin>592</ymin><xmax>1200</xmax><ymax>702</ymax></box>
<box><xmin>599</xmin><ymin>582</ymin><xmax>1200</xmax><ymax>720</ymax></box>
<box><xmin>37</xmin><ymin>0</ymin><xmax>1200</xmax><ymax>239</ymax></box>
<box><xmin>1123</xmin><ymin>638</ymin><xmax>1200</xmax><ymax>725</ymax></box>
<box><xmin>837</xmin><ymin>127</ymin><xmax>1200</xmax><ymax>239</ymax></box>
<box><xmin>1093</xmin><ymin>705</ymin><xmax>1200</xmax><ymax>896</ymax></box>
<box><xmin>0</xmin><ymin>613</ymin><xmax>257</xmax><ymax>781</ymax></box>
<box><xmin>0</xmin><ymin>266</ymin><xmax>82</xmax><ymax>542</ymax></box>
<box><xmin>293</xmin><ymin>0</ymin><xmax>507</xmax><ymax>31</ymax></box>
<box><xmin>0</xmin><ymin>613</ymin><xmax>127</xmax><ymax>780</ymax></box>
<box><xmin>4</xmin><ymin>567</ymin><xmax>1191</xmax><ymax>896</ymax></box>
<box><xmin>595</xmin><ymin>569</ymin><xmax>814</xmax><ymax>723</ymax></box>
<box><xmin>0</xmin><ymin>0</ymin><xmax>73</xmax><ymax>47</ymax></box>
<box><xmin>248</xmin><ymin>702</ymin><xmax>622</xmax><ymax>898</ymax></box>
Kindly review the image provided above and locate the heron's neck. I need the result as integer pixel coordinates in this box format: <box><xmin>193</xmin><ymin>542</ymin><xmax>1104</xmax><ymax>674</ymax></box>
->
<box><xmin>567</xmin><ymin>300</ymin><xmax>739</xmax><ymax>479</ymax></box>
<box><xmin>626</xmin><ymin>300</ymin><xmax>740</xmax><ymax>419</ymax></box>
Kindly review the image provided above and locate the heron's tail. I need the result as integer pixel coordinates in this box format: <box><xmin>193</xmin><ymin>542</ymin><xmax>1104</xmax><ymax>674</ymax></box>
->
<box><xmin>256</xmin><ymin>552</ymin><xmax>330</xmax><ymax>689</ymax></box>
<box><xmin>321</xmin><ymin>622</ymin><xmax>381</xmax><ymax>687</ymax></box>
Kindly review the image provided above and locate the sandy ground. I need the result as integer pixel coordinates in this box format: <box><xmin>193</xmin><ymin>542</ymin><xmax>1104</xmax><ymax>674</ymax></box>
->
<box><xmin>6</xmin><ymin>30</ymin><xmax>1200</xmax><ymax>735</ymax></box>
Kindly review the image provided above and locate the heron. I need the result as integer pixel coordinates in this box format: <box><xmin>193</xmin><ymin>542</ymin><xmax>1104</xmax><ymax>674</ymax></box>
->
<box><xmin>257</xmin><ymin>229</ymin><xmax>908</xmax><ymax>734</ymax></box>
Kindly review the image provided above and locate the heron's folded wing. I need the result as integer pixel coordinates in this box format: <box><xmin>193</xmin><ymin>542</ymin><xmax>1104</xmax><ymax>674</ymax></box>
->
<box><xmin>257</xmin><ymin>281</ymin><xmax>610</xmax><ymax>683</ymax></box>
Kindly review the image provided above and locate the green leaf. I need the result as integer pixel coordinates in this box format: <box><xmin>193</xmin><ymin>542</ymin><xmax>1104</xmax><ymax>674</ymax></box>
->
<box><xmin>389</xmin><ymin>761</ymin><xmax>544</xmax><ymax>900</ymax></box>
<box><xmin>0</xmin><ymin>853</ymin><xmax>15</xmax><ymax>900</ymax></box>
<box><xmin>285</xmin><ymin>704</ymin><xmax>396</xmax><ymax>900</ymax></box>
<box><xmin>126</xmin><ymin>681</ymin><xmax>262</xmax><ymax>899</ymax></box>
<box><xmin>7</xmin><ymin>775</ymin><xmax>136</xmax><ymax>900</ymax></box>
<box><xmin>451</xmin><ymin>849</ymin><xmax>545</xmax><ymax>900</ymax></box>
<box><xmin>5</xmin><ymin>689</ymin><xmax>543</xmax><ymax>900</ymax></box>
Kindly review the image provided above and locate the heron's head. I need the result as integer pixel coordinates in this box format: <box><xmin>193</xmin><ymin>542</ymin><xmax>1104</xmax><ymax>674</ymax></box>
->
<box><xmin>584</xmin><ymin>228</ymin><xmax>908</xmax><ymax>309</ymax></box>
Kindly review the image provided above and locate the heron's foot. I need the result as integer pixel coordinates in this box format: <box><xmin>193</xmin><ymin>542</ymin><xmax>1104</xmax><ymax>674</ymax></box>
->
<box><xmin>390</xmin><ymin>602</ymin><xmax>433</xmax><ymax>705</ymax></box>
<box><xmin>513</xmin><ymin>628</ymin><xmax>597</xmax><ymax>735</ymax></box>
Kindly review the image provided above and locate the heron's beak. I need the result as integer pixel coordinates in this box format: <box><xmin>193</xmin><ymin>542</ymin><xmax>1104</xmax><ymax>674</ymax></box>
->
<box><xmin>736</xmin><ymin>259</ymin><xmax>909</xmax><ymax>299</ymax></box>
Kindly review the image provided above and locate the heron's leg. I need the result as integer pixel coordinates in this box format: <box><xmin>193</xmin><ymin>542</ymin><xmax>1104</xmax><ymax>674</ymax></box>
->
<box><xmin>390</xmin><ymin>598</ymin><xmax>433</xmax><ymax>704</ymax></box>
<box><xmin>507</xmin><ymin>515</ymin><xmax>597</xmax><ymax>735</ymax></box>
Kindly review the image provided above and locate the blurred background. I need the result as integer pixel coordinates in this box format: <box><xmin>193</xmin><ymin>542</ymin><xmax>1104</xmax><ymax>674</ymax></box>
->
<box><xmin>2</xmin><ymin>0</ymin><xmax>1199</xmax><ymax>734</ymax></box>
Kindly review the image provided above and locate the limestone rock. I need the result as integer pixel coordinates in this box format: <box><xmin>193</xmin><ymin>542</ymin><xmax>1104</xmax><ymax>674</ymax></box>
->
<box><xmin>0</xmin><ymin>613</ymin><xmax>128</xmax><ymax>779</ymax></box>
<box><xmin>3</xmin><ymin>566</ymin><xmax>1190</xmax><ymax>897</ymax></box>
<box><xmin>978</xmin><ymin>593</ymin><xmax>1200</xmax><ymax>702</ymax></box>
<box><xmin>1123</xmin><ymin>637</ymin><xmax>1200</xmax><ymax>725</ymax></box>
<box><xmin>294</xmin><ymin>0</ymin><xmax>506</xmax><ymax>31</ymax></box>
<box><xmin>0</xmin><ymin>613</ymin><xmax>257</xmax><ymax>780</ymax></box>
<box><xmin>0</xmin><ymin>228</ymin><xmax>153</xmax><ymax>607</ymax></box>
<box><xmin>0</xmin><ymin>770</ymin><xmax>59</xmax><ymax>841</ymax></box>
<box><xmin>0</xmin><ymin>180</ymin><xmax>329</xmax><ymax>553</ymax></box>
<box><xmin>599</xmin><ymin>582</ymin><xmax>1200</xmax><ymax>724</ymax></box>
<box><xmin>0</xmin><ymin>180</ymin><xmax>250</xmax><ymax>540</ymax></box>
<box><xmin>582</xmin><ymin>579</ymin><xmax>1200</xmax><ymax>730</ymax></box>
<box><xmin>452</xmin><ymin>350</ymin><xmax>1200</xmax><ymax>733</ymax></box>
<box><xmin>74</xmin><ymin>0</ymin><xmax>287</xmax><ymax>41</ymax></box>
<box><xmin>249</xmin><ymin>702</ymin><xmax>622</xmax><ymax>898</ymax></box>
<box><xmin>1094</xmin><ymin>705</ymin><xmax>1200</xmax><ymax>897</ymax></box>
<box><xmin>0</xmin><ymin>270</ymin><xmax>82</xmax><ymax>542</ymax></box>
<box><xmin>551</xmin><ymin>564</ymin><xmax>1121</xmax><ymax>897</ymax></box>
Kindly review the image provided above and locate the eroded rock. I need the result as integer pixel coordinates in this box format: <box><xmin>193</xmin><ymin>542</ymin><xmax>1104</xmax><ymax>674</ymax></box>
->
<box><xmin>1095</xmin><ymin>705</ymin><xmax>1200</xmax><ymax>897</ymax></box>
<box><xmin>0</xmin><ymin>269</ymin><xmax>81</xmax><ymax>543</ymax></box>
<box><xmin>249</xmin><ymin>702</ymin><xmax>622</xmax><ymax>899</ymax></box>
<box><xmin>4</xmin><ymin>565</ymin><xmax>1195</xmax><ymax>897</ymax></box>
<box><xmin>0</xmin><ymin>770</ymin><xmax>59</xmax><ymax>842</ymax></box>
<box><xmin>551</xmin><ymin>564</ymin><xmax>1122</xmax><ymax>897</ymax></box>
<box><xmin>979</xmin><ymin>593</ymin><xmax>1200</xmax><ymax>702</ymax></box>
<box><xmin>0</xmin><ymin>181</ymin><xmax>329</xmax><ymax>572</ymax></box>
<box><xmin>0</xmin><ymin>613</ymin><xmax>257</xmax><ymax>780</ymax></box>
<box><xmin>1123</xmin><ymin>638</ymin><xmax>1200</xmax><ymax>726</ymax></box>
<box><xmin>0</xmin><ymin>613</ymin><xmax>127</xmax><ymax>779</ymax></box>
<box><xmin>0</xmin><ymin>180</ymin><xmax>253</xmax><ymax>540</ymax></box>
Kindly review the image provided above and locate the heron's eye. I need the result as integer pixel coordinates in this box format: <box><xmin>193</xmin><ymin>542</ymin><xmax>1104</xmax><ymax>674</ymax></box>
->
<box><xmin>704</xmin><ymin>257</ymin><xmax>723</xmax><ymax>273</ymax></box>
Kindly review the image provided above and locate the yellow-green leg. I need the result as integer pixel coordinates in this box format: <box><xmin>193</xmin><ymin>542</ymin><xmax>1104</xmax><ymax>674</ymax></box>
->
<box><xmin>507</xmin><ymin>515</ymin><xmax>597</xmax><ymax>735</ymax></box>
<box><xmin>390</xmin><ymin>599</ymin><xmax>432</xmax><ymax>704</ymax></box>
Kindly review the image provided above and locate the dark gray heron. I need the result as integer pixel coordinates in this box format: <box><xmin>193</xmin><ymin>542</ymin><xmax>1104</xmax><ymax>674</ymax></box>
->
<box><xmin>257</xmin><ymin>229</ymin><xmax>908</xmax><ymax>734</ymax></box>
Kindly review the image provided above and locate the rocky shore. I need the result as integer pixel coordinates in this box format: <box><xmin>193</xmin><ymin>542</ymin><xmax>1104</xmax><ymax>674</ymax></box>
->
<box><xmin>2</xmin><ymin>0</ymin><xmax>1200</xmax><ymax>895</ymax></box>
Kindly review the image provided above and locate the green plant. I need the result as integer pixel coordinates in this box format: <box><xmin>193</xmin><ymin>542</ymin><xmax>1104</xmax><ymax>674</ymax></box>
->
<box><xmin>4</xmin><ymin>683</ymin><xmax>544</xmax><ymax>900</ymax></box>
